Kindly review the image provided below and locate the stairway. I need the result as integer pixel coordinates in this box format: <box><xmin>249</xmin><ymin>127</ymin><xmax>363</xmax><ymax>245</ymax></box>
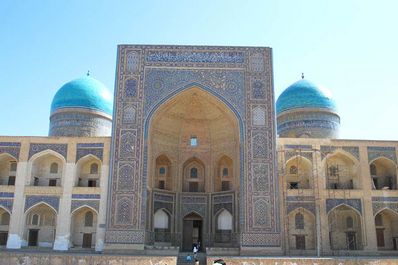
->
<box><xmin>177</xmin><ymin>252</ymin><xmax>207</xmax><ymax>265</ymax></box>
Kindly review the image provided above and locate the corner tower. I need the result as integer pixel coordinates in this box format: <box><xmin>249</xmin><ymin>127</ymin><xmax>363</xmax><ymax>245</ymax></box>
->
<box><xmin>49</xmin><ymin>75</ymin><xmax>113</xmax><ymax>137</ymax></box>
<box><xmin>276</xmin><ymin>76</ymin><xmax>340</xmax><ymax>138</ymax></box>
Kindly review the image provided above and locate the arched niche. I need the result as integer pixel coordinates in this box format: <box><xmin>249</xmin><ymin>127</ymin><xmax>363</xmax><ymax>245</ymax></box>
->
<box><xmin>70</xmin><ymin>206</ymin><xmax>98</xmax><ymax>248</ymax></box>
<box><xmin>370</xmin><ymin>157</ymin><xmax>397</xmax><ymax>190</ymax></box>
<box><xmin>147</xmin><ymin>86</ymin><xmax>240</xmax><ymax>194</ymax></box>
<box><xmin>75</xmin><ymin>155</ymin><xmax>102</xmax><ymax>187</ymax></box>
<box><xmin>153</xmin><ymin>209</ymin><xmax>171</xmax><ymax>243</ymax></box>
<box><xmin>287</xmin><ymin>208</ymin><xmax>316</xmax><ymax>250</ymax></box>
<box><xmin>215</xmin><ymin>156</ymin><xmax>234</xmax><ymax>192</ymax></box>
<box><xmin>328</xmin><ymin>204</ymin><xmax>362</xmax><ymax>250</ymax></box>
<box><xmin>24</xmin><ymin>203</ymin><xmax>57</xmax><ymax>247</ymax></box>
<box><xmin>285</xmin><ymin>155</ymin><xmax>312</xmax><ymax>189</ymax></box>
<box><xmin>374</xmin><ymin>208</ymin><xmax>398</xmax><ymax>250</ymax></box>
<box><xmin>214</xmin><ymin>209</ymin><xmax>233</xmax><ymax>244</ymax></box>
<box><xmin>0</xmin><ymin>207</ymin><xmax>10</xmax><ymax>246</ymax></box>
<box><xmin>182</xmin><ymin>158</ymin><xmax>205</xmax><ymax>192</ymax></box>
<box><xmin>30</xmin><ymin>151</ymin><xmax>64</xmax><ymax>187</ymax></box>
<box><xmin>154</xmin><ymin>155</ymin><xmax>172</xmax><ymax>190</ymax></box>
<box><xmin>324</xmin><ymin>151</ymin><xmax>359</xmax><ymax>190</ymax></box>
<box><xmin>0</xmin><ymin>153</ymin><xmax>17</xmax><ymax>186</ymax></box>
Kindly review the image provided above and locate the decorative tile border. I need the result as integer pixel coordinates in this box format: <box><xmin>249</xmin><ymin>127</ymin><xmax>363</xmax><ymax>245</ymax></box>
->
<box><xmin>0</xmin><ymin>142</ymin><xmax>21</xmax><ymax>160</ymax></box>
<box><xmin>29</xmin><ymin>143</ymin><xmax>67</xmax><ymax>160</ymax></box>
<box><xmin>368</xmin><ymin>146</ymin><xmax>397</xmax><ymax>163</ymax></box>
<box><xmin>326</xmin><ymin>198</ymin><xmax>362</xmax><ymax>214</ymax></box>
<box><xmin>24</xmin><ymin>195</ymin><xmax>60</xmax><ymax>213</ymax></box>
<box><xmin>71</xmin><ymin>194</ymin><xmax>100</xmax><ymax>200</ymax></box>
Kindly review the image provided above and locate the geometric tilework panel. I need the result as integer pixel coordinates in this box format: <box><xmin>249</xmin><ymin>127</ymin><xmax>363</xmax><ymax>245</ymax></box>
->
<box><xmin>24</xmin><ymin>195</ymin><xmax>60</xmax><ymax>213</ymax></box>
<box><xmin>252</xmin><ymin>106</ymin><xmax>266</xmax><ymax>126</ymax></box>
<box><xmin>321</xmin><ymin>146</ymin><xmax>360</xmax><ymax>161</ymax></box>
<box><xmin>127</xmin><ymin>52</ymin><xmax>140</xmax><ymax>72</ymax></box>
<box><xmin>29</xmin><ymin>143</ymin><xmax>67</xmax><ymax>160</ymax></box>
<box><xmin>372</xmin><ymin>202</ymin><xmax>398</xmax><ymax>216</ymax></box>
<box><xmin>143</xmin><ymin>68</ymin><xmax>245</xmax><ymax>120</ymax></box>
<box><xmin>76</xmin><ymin>147</ymin><xmax>104</xmax><ymax>162</ymax></box>
<box><xmin>241</xmin><ymin>233</ymin><xmax>281</xmax><ymax>247</ymax></box>
<box><xmin>368</xmin><ymin>146</ymin><xmax>397</xmax><ymax>163</ymax></box>
<box><xmin>252</xmin><ymin>164</ymin><xmax>269</xmax><ymax>192</ymax></box>
<box><xmin>287</xmin><ymin>202</ymin><xmax>316</xmax><ymax>215</ymax></box>
<box><xmin>0</xmin><ymin>142</ymin><xmax>21</xmax><ymax>160</ymax></box>
<box><xmin>326</xmin><ymin>198</ymin><xmax>362</xmax><ymax>215</ymax></box>
<box><xmin>0</xmin><ymin>199</ymin><xmax>13</xmax><ymax>212</ymax></box>
<box><xmin>251</xmin><ymin>81</ymin><xmax>266</xmax><ymax>99</ymax></box>
<box><xmin>71</xmin><ymin>200</ymin><xmax>100</xmax><ymax>213</ymax></box>
<box><xmin>253</xmin><ymin>199</ymin><xmax>270</xmax><ymax>227</ymax></box>
<box><xmin>105</xmin><ymin>230</ymin><xmax>145</xmax><ymax>244</ymax></box>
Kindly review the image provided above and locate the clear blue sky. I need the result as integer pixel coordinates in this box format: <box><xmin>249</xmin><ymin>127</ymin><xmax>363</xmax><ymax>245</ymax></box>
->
<box><xmin>1</xmin><ymin>0</ymin><xmax>397</xmax><ymax>140</ymax></box>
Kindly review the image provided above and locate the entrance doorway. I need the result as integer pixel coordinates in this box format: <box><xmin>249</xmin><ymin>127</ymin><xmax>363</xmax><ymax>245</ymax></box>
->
<box><xmin>82</xmin><ymin>233</ymin><xmax>92</xmax><ymax>248</ymax></box>
<box><xmin>0</xmin><ymin>232</ymin><xmax>7</xmax><ymax>245</ymax></box>
<box><xmin>28</xmin><ymin>229</ymin><xmax>39</xmax><ymax>246</ymax></box>
<box><xmin>346</xmin><ymin>232</ymin><xmax>357</xmax><ymax>250</ymax></box>
<box><xmin>182</xmin><ymin>213</ymin><xmax>202</xmax><ymax>251</ymax></box>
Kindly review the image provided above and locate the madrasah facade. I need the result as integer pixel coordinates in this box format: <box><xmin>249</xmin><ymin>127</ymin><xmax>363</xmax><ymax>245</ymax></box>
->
<box><xmin>0</xmin><ymin>45</ymin><xmax>397</xmax><ymax>257</ymax></box>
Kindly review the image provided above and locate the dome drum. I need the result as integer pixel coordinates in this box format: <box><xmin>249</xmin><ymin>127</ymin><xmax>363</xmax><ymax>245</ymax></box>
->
<box><xmin>277</xmin><ymin>110</ymin><xmax>340</xmax><ymax>138</ymax></box>
<box><xmin>276</xmin><ymin>79</ymin><xmax>340</xmax><ymax>139</ymax></box>
<box><xmin>49</xmin><ymin>76</ymin><xmax>113</xmax><ymax>137</ymax></box>
<box><xmin>49</xmin><ymin>109</ymin><xmax>112</xmax><ymax>137</ymax></box>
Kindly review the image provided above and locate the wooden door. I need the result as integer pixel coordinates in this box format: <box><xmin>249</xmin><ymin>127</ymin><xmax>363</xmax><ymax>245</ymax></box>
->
<box><xmin>183</xmin><ymin>220</ymin><xmax>193</xmax><ymax>251</ymax></box>
<box><xmin>295</xmin><ymin>235</ymin><xmax>306</xmax><ymax>250</ymax></box>
<box><xmin>346</xmin><ymin>232</ymin><xmax>357</xmax><ymax>250</ymax></box>
<box><xmin>82</xmin><ymin>233</ymin><xmax>92</xmax><ymax>248</ymax></box>
<box><xmin>0</xmin><ymin>232</ymin><xmax>8</xmax><ymax>245</ymax></box>
<box><xmin>376</xmin><ymin>228</ymin><xmax>385</xmax><ymax>247</ymax></box>
<box><xmin>28</xmin><ymin>230</ymin><xmax>38</xmax><ymax>246</ymax></box>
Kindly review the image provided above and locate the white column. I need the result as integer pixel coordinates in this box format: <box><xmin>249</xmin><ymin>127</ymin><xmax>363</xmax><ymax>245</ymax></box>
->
<box><xmin>95</xmin><ymin>164</ymin><xmax>109</xmax><ymax>251</ymax></box>
<box><xmin>6</xmin><ymin>161</ymin><xmax>28</xmax><ymax>249</ymax></box>
<box><xmin>53</xmin><ymin>162</ymin><xmax>75</xmax><ymax>251</ymax></box>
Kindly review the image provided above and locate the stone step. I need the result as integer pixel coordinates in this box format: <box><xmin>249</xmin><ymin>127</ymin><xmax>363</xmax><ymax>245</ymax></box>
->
<box><xmin>177</xmin><ymin>252</ymin><xmax>206</xmax><ymax>265</ymax></box>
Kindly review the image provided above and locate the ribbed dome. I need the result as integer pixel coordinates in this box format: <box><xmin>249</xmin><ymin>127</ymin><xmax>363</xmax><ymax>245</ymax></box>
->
<box><xmin>276</xmin><ymin>79</ymin><xmax>337</xmax><ymax>114</ymax></box>
<box><xmin>50</xmin><ymin>76</ymin><xmax>113</xmax><ymax>116</ymax></box>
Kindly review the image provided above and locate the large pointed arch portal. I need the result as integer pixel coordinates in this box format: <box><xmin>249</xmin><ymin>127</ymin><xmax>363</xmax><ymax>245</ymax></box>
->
<box><xmin>105</xmin><ymin>45</ymin><xmax>280</xmax><ymax>254</ymax></box>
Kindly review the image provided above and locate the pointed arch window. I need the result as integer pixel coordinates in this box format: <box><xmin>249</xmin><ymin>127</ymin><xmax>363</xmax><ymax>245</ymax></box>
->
<box><xmin>50</xmin><ymin>162</ymin><xmax>58</xmax><ymax>174</ymax></box>
<box><xmin>290</xmin><ymin>165</ymin><xmax>298</xmax><ymax>174</ymax></box>
<box><xmin>190</xmin><ymin>168</ymin><xmax>198</xmax><ymax>178</ymax></box>
<box><xmin>222</xmin><ymin>168</ymin><xmax>228</xmax><ymax>177</ymax></box>
<box><xmin>90</xmin><ymin>163</ymin><xmax>98</xmax><ymax>174</ymax></box>
<box><xmin>84</xmin><ymin>211</ymin><xmax>93</xmax><ymax>227</ymax></box>
<box><xmin>295</xmin><ymin>212</ymin><xmax>304</xmax><ymax>229</ymax></box>
<box><xmin>159</xmin><ymin>167</ymin><xmax>166</xmax><ymax>175</ymax></box>
<box><xmin>32</xmin><ymin>214</ymin><xmax>39</xmax><ymax>225</ymax></box>
<box><xmin>346</xmin><ymin>216</ymin><xmax>354</xmax><ymax>229</ymax></box>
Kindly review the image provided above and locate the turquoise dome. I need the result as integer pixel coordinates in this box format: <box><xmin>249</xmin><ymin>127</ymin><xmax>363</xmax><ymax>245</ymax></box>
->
<box><xmin>51</xmin><ymin>76</ymin><xmax>113</xmax><ymax>116</ymax></box>
<box><xmin>276</xmin><ymin>79</ymin><xmax>337</xmax><ymax>114</ymax></box>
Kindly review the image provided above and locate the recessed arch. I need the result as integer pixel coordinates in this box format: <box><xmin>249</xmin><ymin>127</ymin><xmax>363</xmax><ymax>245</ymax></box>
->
<box><xmin>71</xmin><ymin>205</ymin><xmax>99</xmax><ymax>216</ymax></box>
<box><xmin>25</xmin><ymin>202</ymin><xmax>58</xmax><ymax>215</ymax></box>
<box><xmin>28</xmin><ymin>149</ymin><xmax>66</xmax><ymax>164</ymax></box>
<box><xmin>29</xmin><ymin>150</ymin><xmax>65</xmax><ymax>187</ymax></box>
<box><xmin>285</xmin><ymin>155</ymin><xmax>313</xmax><ymax>189</ymax></box>
<box><xmin>327</xmin><ymin>203</ymin><xmax>362</xmax><ymax>217</ymax></box>
<box><xmin>70</xmin><ymin>205</ymin><xmax>98</xmax><ymax>248</ymax></box>
<box><xmin>75</xmin><ymin>154</ymin><xmax>102</xmax><ymax>187</ymax></box>
<box><xmin>369</xmin><ymin>157</ymin><xmax>397</xmax><ymax>190</ymax></box>
<box><xmin>322</xmin><ymin>150</ymin><xmax>359</xmax><ymax>190</ymax></box>
<box><xmin>0</xmin><ymin>153</ymin><xmax>18</xmax><ymax>186</ymax></box>
<box><xmin>328</xmin><ymin>204</ymin><xmax>363</xmax><ymax>250</ymax></box>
